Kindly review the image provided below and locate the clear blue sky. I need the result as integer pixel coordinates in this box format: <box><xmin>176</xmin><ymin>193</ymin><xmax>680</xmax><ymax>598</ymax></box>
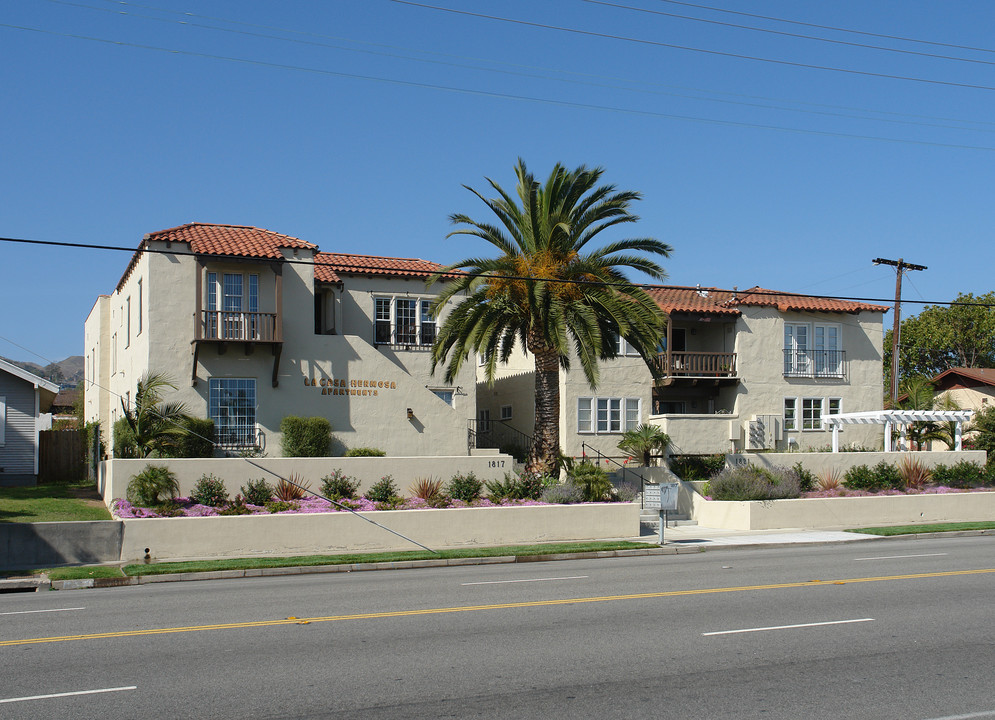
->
<box><xmin>3</xmin><ymin>0</ymin><xmax>994</xmax><ymax>363</ymax></box>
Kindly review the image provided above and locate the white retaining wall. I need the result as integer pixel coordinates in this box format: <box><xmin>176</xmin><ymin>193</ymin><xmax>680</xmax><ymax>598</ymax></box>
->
<box><xmin>99</xmin><ymin>455</ymin><xmax>516</xmax><ymax>507</ymax></box>
<box><xmin>691</xmin><ymin>489</ymin><xmax>995</xmax><ymax>531</ymax></box>
<box><xmin>120</xmin><ymin>503</ymin><xmax>641</xmax><ymax>562</ymax></box>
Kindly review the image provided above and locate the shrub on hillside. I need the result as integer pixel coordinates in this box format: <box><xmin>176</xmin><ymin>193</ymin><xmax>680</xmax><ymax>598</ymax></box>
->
<box><xmin>113</xmin><ymin>417</ymin><xmax>139</xmax><ymax>458</ymax></box>
<box><xmin>344</xmin><ymin>447</ymin><xmax>386</xmax><ymax>457</ymax></box>
<box><xmin>446</xmin><ymin>472</ymin><xmax>483</xmax><ymax>502</ymax></box>
<box><xmin>669</xmin><ymin>454</ymin><xmax>725</xmax><ymax>480</ymax></box>
<box><xmin>484</xmin><ymin>472</ymin><xmax>544</xmax><ymax>501</ymax></box>
<box><xmin>365</xmin><ymin>475</ymin><xmax>401</xmax><ymax>504</ymax></box>
<box><xmin>175</xmin><ymin>417</ymin><xmax>215</xmax><ymax>458</ymax></box>
<box><xmin>708</xmin><ymin>465</ymin><xmax>801</xmax><ymax>501</ymax></box>
<box><xmin>190</xmin><ymin>473</ymin><xmax>229</xmax><ymax>507</ymax></box>
<box><xmin>930</xmin><ymin>461</ymin><xmax>987</xmax><ymax>489</ymax></box>
<box><xmin>320</xmin><ymin>469</ymin><xmax>360</xmax><ymax>501</ymax></box>
<box><xmin>279</xmin><ymin>416</ymin><xmax>331</xmax><ymax>457</ymax></box>
<box><xmin>240</xmin><ymin>478</ymin><xmax>274</xmax><ymax>506</ymax></box>
<box><xmin>541</xmin><ymin>482</ymin><xmax>584</xmax><ymax>504</ymax></box>
<box><xmin>844</xmin><ymin>461</ymin><xmax>902</xmax><ymax>492</ymax></box>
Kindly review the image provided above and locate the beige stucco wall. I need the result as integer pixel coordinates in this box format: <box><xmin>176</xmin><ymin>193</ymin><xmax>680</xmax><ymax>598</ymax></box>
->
<box><xmin>99</xmin><ymin>454</ymin><xmax>516</xmax><ymax>506</ymax></box>
<box><xmin>118</xmin><ymin>502</ymin><xmax>640</xmax><ymax>562</ymax></box>
<box><xmin>83</xmin><ymin>295</ymin><xmax>112</xmax><ymax>443</ymax></box>
<box><xmin>88</xmin><ymin>242</ymin><xmax>476</xmax><ymax>458</ymax></box>
<box><xmin>691</xmin><ymin>489</ymin><xmax>995</xmax><ymax>531</ymax></box>
<box><xmin>938</xmin><ymin>387</ymin><xmax>995</xmax><ymax>413</ymax></box>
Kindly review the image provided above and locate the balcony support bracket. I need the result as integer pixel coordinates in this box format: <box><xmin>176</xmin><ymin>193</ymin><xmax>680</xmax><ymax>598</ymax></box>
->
<box><xmin>191</xmin><ymin>341</ymin><xmax>200</xmax><ymax>387</ymax></box>
<box><xmin>271</xmin><ymin>344</ymin><xmax>282</xmax><ymax>388</ymax></box>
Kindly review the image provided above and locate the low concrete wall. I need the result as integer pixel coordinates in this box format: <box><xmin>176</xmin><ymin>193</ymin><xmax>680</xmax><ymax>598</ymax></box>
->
<box><xmin>691</xmin><ymin>489</ymin><xmax>995</xmax><ymax>531</ymax></box>
<box><xmin>99</xmin><ymin>454</ymin><xmax>516</xmax><ymax>507</ymax></box>
<box><xmin>0</xmin><ymin>521</ymin><xmax>123</xmax><ymax>571</ymax></box>
<box><xmin>120</xmin><ymin>503</ymin><xmax>641</xmax><ymax>562</ymax></box>
<box><xmin>726</xmin><ymin>450</ymin><xmax>987</xmax><ymax>476</ymax></box>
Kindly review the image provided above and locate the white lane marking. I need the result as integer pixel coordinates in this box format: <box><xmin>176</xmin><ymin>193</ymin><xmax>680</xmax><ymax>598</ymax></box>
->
<box><xmin>461</xmin><ymin>575</ymin><xmax>589</xmax><ymax>586</ymax></box>
<box><xmin>0</xmin><ymin>607</ymin><xmax>85</xmax><ymax>616</ymax></box>
<box><xmin>703</xmin><ymin>618</ymin><xmax>874</xmax><ymax>636</ymax></box>
<box><xmin>922</xmin><ymin>711</ymin><xmax>995</xmax><ymax>720</ymax></box>
<box><xmin>854</xmin><ymin>553</ymin><xmax>948</xmax><ymax>561</ymax></box>
<box><xmin>0</xmin><ymin>686</ymin><xmax>137</xmax><ymax>704</ymax></box>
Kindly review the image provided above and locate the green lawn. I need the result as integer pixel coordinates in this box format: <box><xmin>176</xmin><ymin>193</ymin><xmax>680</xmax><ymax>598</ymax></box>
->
<box><xmin>0</xmin><ymin>484</ymin><xmax>111</xmax><ymax>523</ymax></box>
<box><xmin>847</xmin><ymin>521</ymin><xmax>995</xmax><ymax>536</ymax></box>
<box><xmin>33</xmin><ymin>541</ymin><xmax>654</xmax><ymax>580</ymax></box>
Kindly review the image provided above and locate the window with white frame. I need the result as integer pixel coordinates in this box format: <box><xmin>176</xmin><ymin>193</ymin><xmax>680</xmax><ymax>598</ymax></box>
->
<box><xmin>785</xmin><ymin>322</ymin><xmax>843</xmax><ymax>377</ymax></box>
<box><xmin>137</xmin><ymin>278</ymin><xmax>143</xmax><ymax>335</ymax></box>
<box><xmin>802</xmin><ymin>397</ymin><xmax>823</xmax><ymax>430</ymax></box>
<box><xmin>478</xmin><ymin>408</ymin><xmax>491</xmax><ymax>432</ymax></box>
<box><xmin>373</xmin><ymin>297</ymin><xmax>436</xmax><ymax>346</ymax></box>
<box><xmin>125</xmin><ymin>296</ymin><xmax>131</xmax><ymax>348</ymax></box>
<box><xmin>0</xmin><ymin>395</ymin><xmax>6</xmax><ymax>446</ymax></box>
<box><xmin>783</xmin><ymin>398</ymin><xmax>797</xmax><ymax>431</ymax></box>
<box><xmin>431</xmin><ymin>388</ymin><xmax>454</xmax><ymax>406</ymax></box>
<box><xmin>612</xmin><ymin>333</ymin><xmax>641</xmax><ymax>357</ymax></box>
<box><xmin>500</xmin><ymin>405</ymin><xmax>512</xmax><ymax>421</ymax></box>
<box><xmin>577</xmin><ymin>397</ymin><xmax>641</xmax><ymax>434</ymax></box>
<box><xmin>209</xmin><ymin>378</ymin><xmax>257</xmax><ymax>447</ymax></box>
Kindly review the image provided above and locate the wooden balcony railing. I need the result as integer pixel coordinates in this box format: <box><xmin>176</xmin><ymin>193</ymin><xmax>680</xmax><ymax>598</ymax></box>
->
<box><xmin>656</xmin><ymin>351</ymin><xmax>737</xmax><ymax>377</ymax></box>
<box><xmin>198</xmin><ymin>311</ymin><xmax>280</xmax><ymax>342</ymax></box>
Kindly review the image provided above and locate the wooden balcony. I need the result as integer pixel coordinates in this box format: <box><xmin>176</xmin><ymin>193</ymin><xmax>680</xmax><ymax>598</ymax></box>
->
<box><xmin>655</xmin><ymin>351</ymin><xmax>737</xmax><ymax>386</ymax></box>
<box><xmin>197</xmin><ymin>311</ymin><xmax>281</xmax><ymax>343</ymax></box>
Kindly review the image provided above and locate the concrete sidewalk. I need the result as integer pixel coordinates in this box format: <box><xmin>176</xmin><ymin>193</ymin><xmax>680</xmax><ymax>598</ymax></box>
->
<box><xmin>637</xmin><ymin>523</ymin><xmax>884</xmax><ymax>547</ymax></box>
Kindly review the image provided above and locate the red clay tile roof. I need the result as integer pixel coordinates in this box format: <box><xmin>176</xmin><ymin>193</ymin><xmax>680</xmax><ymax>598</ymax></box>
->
<box><xmin>645</xmin><ymin>286</ymin><xmax>740</xmax><ymax>315</ymax></box>
<box><xmin>314</xmin><ymin>252</ymin><xmax>444</xmax><ymax>283</ymax></box>
<box><xmin>117</xmin><ymin>223</ymin><xmax>317</xmax><ymax>290</ymax></box>
<box><xmin>643</xmin><ymin>285</ymin><xmax>888</xmax><ymax>316</ymax></box>
<box><xmin>145</xmin><ymin>223</ymin><xmax>316</xmax><ymax>258</ymax></box>
<box><xmin>733</xmin><ymin>287</ymin><xmax>889</xmax><ymax>314</ymax></box>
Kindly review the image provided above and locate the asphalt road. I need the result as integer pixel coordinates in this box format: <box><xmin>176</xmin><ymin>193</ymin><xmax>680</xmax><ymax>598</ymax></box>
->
<box><xmin>2</xmin><ymin>535</ymin><xmax>994</xmax><ymax>719</ymax></box>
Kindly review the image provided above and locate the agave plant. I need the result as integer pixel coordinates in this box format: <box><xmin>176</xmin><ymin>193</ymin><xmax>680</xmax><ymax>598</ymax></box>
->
<box><xmin>816</xmin><ymin>467</ymin><xmax>843</xmax><ymax>491</ymax></box>
<box><xmin>897</xmin><ymin>456</ymin><xmax>932</xmax><ymax>491</ymax></box>
<box><xmin>274</xmin><ymin>473</ymin><xmax>310</xmax><ymax>501</ymax></box>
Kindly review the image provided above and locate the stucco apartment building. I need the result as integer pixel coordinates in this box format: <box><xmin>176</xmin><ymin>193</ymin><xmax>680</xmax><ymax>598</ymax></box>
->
<box><xmin>84</xmin><ymin>223</ymin><xmax>477</xmax><ymax>457</ymax></box>
<box><xmin>476</xmin><ymin>285</ymin><xmax>889</xmax><ymax>459</ymax></box>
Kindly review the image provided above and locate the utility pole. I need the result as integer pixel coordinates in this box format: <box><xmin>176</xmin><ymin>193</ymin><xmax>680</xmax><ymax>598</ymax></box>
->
<box><xmin>873</xmin><ymin>258</ymin><xmax>927</xmax><ymax>406</ymax></box>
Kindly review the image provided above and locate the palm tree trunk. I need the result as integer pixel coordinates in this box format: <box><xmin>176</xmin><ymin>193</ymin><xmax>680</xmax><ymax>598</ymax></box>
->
<box><xmin>529</xmin><ymin>346</ymin><xmax>561</xmax><ymax>476</ymax></box>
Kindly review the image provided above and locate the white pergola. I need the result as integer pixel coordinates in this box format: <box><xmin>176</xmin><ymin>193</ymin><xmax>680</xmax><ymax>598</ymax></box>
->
<box><xmin>822</xmin><ymin>410</ymin><xmax>975</xmax><ymax>452</ymax></box>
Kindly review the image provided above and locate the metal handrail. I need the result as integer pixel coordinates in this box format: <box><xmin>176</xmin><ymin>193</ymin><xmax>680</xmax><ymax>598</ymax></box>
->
<box><xmin>580</xmin><ymin>442</ymin><xmax>650</xmax><ymax>509</ymax></box>
<box><xmin>467</xmin><ymin>418</ymin><xmax>533</xmax><ymax>457</ymax></box>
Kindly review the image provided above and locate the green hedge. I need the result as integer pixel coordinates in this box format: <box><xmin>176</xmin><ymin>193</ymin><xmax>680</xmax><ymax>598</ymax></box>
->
<box><xmin>280</xmin><ymin>416</ymin><xmax>332</xmax><ymax>457</ymax></box>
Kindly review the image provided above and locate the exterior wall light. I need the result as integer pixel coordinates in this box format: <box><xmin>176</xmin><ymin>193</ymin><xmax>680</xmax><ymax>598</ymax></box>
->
<box><xmin>407</xmin><ymin>408</ymin><xmax>414</xmax><ymax>419</ymax></box>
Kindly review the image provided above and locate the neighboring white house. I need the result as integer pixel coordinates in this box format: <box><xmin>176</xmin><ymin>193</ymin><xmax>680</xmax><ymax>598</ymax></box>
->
<box><xmin>84</xmin><ymin>223</ymin><xmax>477</xmax><ymax>457</ymax></box>
<box><xmin>0</xmin><ymin>358</ymin><xmax>59</xmax><ymax>485</ymax></box>
<box><xmin>928</xmin><ymin>367</ymin><xmax>995</xmax><ymax>413</ymax></box>
<box><xmin>476</xmin><ymin>285</ymin><xmax>889</xmax><ymax>459</ymax></box>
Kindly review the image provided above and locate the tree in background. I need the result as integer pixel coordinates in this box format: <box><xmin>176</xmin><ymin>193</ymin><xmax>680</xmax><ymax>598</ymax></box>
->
<box><xmin>430</xmin><ymin>159</ymin><xmax>672</xmax><ymax>475</ymax></box>
<box><xmin>884</xmin><ymin>291</ymin><xmax>995</xmax><ymax>390</ymax></box>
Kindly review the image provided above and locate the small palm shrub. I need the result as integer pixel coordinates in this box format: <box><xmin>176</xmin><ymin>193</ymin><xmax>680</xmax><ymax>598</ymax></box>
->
<box><xmin>816</xmin><ymin>467</ymin><xmax>843</xmax><ymax>491</ymax></box>
<box><xmin>709</xmin><ymin>465</ymin><xmax>801</xmax><ymax>501</ymax></box>
<box><xmin>897</xmin><ymin>456</ymin><xmax>932</xmax><ymax>491</ymax></box>
<box><xmin>190</xmin><ymin>473</ymin><xmax>229</xmax><ymax>507</ymax></box>
<box><xmin>240</xmin><ymin>478</ymin><xmax>274</xmax><ymax>506</ymax></box>
<box><xmin>320</xmin><ymin>469</ymin><xmax>360</xmax><ymax>501</ymax></box>
<box><xmin>541</xmin><ymin>482</ymin><xmax>584</xmax><ymax>504</ymax></box>
<box><xmin>365</xmin><ymin>475</ymin><xmax>401</xmax><ymax>503</ymax></box>
<box><xmin>126</xmin><ymin>464</ymin><xmax>179</xmax><ymax>506</ymax></box>
<box><xmin>345</xmin><ymin>447</ymin><xmax>386</xmax><ymax>457</ymax></box>
<box><xmin>931</xmin><ymin>461</ymin><xmax>986</xmax><ymax>489</ymax></box>
<box><xmin>568</xmin><ymin>460</ymin><xmax>614</xmax><ymax>502</ymax></box>
<box><xmin>274</xmin><ymin>473</ymin><xmax>310</xmax><ymax>501</ymax></box>
<box><xmin>446</xmin><ymin>472</ymin><xmax>483</xmax><ymax>502</ymax></box>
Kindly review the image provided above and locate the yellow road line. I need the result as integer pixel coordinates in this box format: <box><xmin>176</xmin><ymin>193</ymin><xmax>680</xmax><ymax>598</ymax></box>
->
<box><xmin>3</xmin><ymin>567</ymin><xmax>993</xmax><ymax>648</ymax></box>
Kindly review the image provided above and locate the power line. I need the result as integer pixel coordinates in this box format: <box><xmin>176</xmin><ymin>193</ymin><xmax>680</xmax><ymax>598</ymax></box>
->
<box><xmin>5</xmin><ymin>24</ymin><xmax>995</xmax><ymax>152</ymax></box>
<box><xmin>388</xmin><ymin>0</ymin><xmax>995</xmax><ymax>93</ymax></box>
<box><xmin>45</xmin><ymin>0</ymin><xmax>995</xmax><ymax>134</ymax></box>
<box><xmin>653</xmin><ymin>0</ymin><xmax>995</xmax><ymax>56</ymax></box>
<box><xmin>1</xmin><ymin>234</ymin><xmax>991</xmax><ymax>309</ymax></box>
<box><xmin>585</xmin><ymin>0</ymin><xmax>995</xmax><ymax>68</ymax></box>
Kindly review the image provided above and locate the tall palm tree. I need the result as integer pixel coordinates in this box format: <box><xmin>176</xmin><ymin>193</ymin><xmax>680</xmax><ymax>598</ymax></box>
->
<box><xmin>617</xmin><ymin>423</ymin><xmax>670</xmax><ymax>467</ymax></box>
<box><xmin>121</xmin><ymin>372</ymin><xmax>191</xmax><ymax>458</ymax></box>
<box><xmin>430</xmin><ymin>159</ymin><xmax>672</xmax><ymax>475</ymax></box>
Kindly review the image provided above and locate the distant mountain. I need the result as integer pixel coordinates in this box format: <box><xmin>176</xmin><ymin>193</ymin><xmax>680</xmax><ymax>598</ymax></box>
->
<box><xmin>1</xmin><ymin>355</ymin><xmax>84</xmax><ymax>386</ymax></box>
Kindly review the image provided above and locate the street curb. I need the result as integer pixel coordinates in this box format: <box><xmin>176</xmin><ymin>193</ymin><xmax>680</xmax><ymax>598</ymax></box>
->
<box><xmin>44</xmin><ymin>529</ymin><xmax>994</xmax><ymax>590</ymax></box>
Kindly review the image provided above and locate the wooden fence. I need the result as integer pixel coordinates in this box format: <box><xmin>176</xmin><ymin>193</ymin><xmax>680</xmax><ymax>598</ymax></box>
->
<box><xmin>39</xmin><ymin>430</ymin><xmax>85</xmax><ymax>484</ymax></box>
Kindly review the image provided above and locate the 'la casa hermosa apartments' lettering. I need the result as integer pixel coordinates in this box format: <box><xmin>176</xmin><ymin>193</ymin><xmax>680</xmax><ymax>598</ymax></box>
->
<box><xmin>304</xmin><ymin>376</ymin><xmax>398</xmax><ymax>396</ymax></box>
